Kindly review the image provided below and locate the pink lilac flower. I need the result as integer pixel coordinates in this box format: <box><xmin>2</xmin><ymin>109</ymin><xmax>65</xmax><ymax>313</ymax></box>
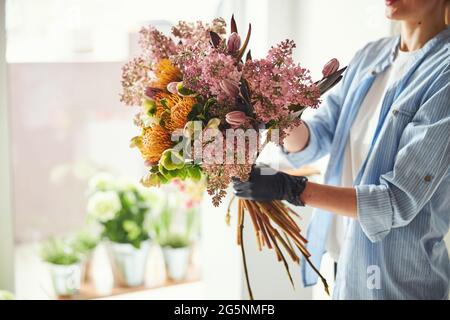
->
<box><xmin>120</xmin><ymin>56</ymin><xmax>152</xmax><ymax>106</ymax></box>
<box><xmin>200</xmin><ymin>128</ymin><xmax>258</xmax><ymax>205</ymax></box>
<box><xmin>180</xmin><ymin>48</ymin><xmax>241</xmax><ymax>103</ymax></box>
<box><xmin>243</xmin><ymin>39</ymin><xmax>320</xmax><ymax>124</ymax></box>
<box><xmin>139</xmin><ymin>26</ymin><xmax>177</xmax><ymax>62</ymax></box>
<box><xmin>171</xmin><ymin>18</ymin><xmax>226</xmax><ymax>47</ymax></box>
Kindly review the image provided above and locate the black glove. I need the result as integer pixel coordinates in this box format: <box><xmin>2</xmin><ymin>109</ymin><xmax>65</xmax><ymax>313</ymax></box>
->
<box><xmin>232</xmin><ymin>165</ymin><xmax>308</xmax><ymax>206</ymax></box>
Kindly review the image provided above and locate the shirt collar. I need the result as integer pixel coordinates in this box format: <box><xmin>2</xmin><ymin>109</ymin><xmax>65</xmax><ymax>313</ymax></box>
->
<box><xmin>370</xmin><ymin>25</ymin><xmax>450</xmax><ymax>76</ymax></box>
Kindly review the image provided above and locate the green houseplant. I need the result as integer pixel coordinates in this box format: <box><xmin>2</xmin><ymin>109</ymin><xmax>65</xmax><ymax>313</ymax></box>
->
<box><xmin>70</xmin><ymin>229</ymin><xmax>99</xmax><ymax>283</ymax></box>
<box><xmin>153</xmin><ymin>191</ymin><xmax>199</xmax><ymax>281</ymax></box>
<box><xmin>87</xmin><ymin>173</ymin><xmax>154</xmax><ymax>287</ymax></box>
<box><xmin>40</xmin><ymin>237</ymin><xmax>82</xmax><ymax>297</ymax></box>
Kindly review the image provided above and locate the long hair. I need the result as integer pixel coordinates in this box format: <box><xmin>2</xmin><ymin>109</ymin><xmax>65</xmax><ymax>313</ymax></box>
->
<box><xmin>446</xmin><ymin>0</ymin><xmax>450</xmax><ymax>25</ymax></box>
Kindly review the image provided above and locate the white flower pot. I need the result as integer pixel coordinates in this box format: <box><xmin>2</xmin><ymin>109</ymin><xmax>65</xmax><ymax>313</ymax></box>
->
<box><xmin>162</xmin><ymin>247</ymin><xmax>191</xmax><ymax>281</ymax></box>
<box><xmin>48</xmin><ymin>263</ymin><xmax>81</xmax><ymax>297</ymax></box>
<box><xmin>107</xmin><ymin>241</ymin><xmax>150</xmax><ymax>287</ymax></box>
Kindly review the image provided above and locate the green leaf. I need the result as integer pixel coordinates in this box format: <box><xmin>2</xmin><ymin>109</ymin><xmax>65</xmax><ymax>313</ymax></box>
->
<box><xmin>40</xmin><ymin>237</ymin><xmax>81</xmax><ymax>265</ymax></box>
<box><xmin>187</xmin><ymin>165</ymin><xmax>202</xmax><ymax>181</ymax></box>
<box><xmin>187</xmin><ymin>102</ymin><xmax>203</xmax><ymax>121</ymax></box>
<box><xmin>158</xmin><ymin>172</ymin><xmax>169</xmax><ymax>184</ymax></box>
<box><xmin>203</xmin><ymin>98</ymin><xmax>216</xmax><ymax>117</ymax></box>
<box><xmin>143</xmin><ymin>99</ymin><xmax>157</xmax><ymax>116</ymax></box>
<box><xmin>160</xmin><ymin>149</ymin><xmax>185</xmax><ymax>171</ymax></box>
<box><xmin>160</xmin><ymin>98</ymin><xmax>170</xmax><ymax>109</ymax></box>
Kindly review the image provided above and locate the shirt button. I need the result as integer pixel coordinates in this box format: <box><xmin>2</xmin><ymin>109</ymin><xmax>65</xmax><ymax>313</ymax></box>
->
<box><xmin>371</xmin><ymin>70</ymin><xmax>377</xmax><ymax>75</ymax></box>
<box><xmin>424</xmin><ymin>175</ymin><xmax>433</xmax><ymax>182</ymax></box>
<box><xmin>392</xmin><ymin>109</ymin><xmax>399</xmax><ymax>116</ymax></box>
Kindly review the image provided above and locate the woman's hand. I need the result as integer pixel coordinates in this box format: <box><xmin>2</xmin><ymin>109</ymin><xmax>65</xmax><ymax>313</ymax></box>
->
<box><xmin>233</xmin><ymin>165</ymin><xmax>358</xmax><ymax>218</ymax></box>
<box><xmin>232</xmin><ymin>165</ymin><xmax>308</xmax><ymax>206</ymax></box>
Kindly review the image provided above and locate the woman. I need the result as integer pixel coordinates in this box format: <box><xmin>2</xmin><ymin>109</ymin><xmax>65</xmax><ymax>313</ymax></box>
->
<box><xmin>233</xmin><ymin>0</ymin><xmax>450</xmax><ymax>299</ymax></box>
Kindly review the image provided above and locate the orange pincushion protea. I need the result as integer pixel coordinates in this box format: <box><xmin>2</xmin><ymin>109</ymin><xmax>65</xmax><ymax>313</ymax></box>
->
<box><xmin>151</xmin><ymin>59</ymin><xmax>182</xmax><ymax>90</ymax></box>
<box><xmin>139</xmin><ymin>124</ymin><xmax>173</xmax><ymax>164</ymax></box>
<box><xmin>167</xmin><ymin>97</ymin><xmax>196</xmax><ymax>132</ymax></box>
<box><xmin>153</xmin><ymin>92</ymin><xmax>196</xmax><ymax>133</ymax></box>
<box><xmin>154</xmin><ymin>92</ymin><xmax>179</xmax><ymax>118</ymax></box>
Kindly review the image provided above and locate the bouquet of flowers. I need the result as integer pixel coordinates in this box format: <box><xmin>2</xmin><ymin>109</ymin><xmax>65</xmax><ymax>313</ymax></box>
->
<box><xmin>121</xmin><ymin>15</ymin><xmax>345</xmax><ymax>298</ymax></box>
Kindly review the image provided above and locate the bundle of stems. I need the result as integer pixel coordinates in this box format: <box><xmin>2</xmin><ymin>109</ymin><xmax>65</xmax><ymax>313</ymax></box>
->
<box><xmin>227</xmin><ymin>196</ymin><xmax>329</xmax><ymax>300</ymax></box>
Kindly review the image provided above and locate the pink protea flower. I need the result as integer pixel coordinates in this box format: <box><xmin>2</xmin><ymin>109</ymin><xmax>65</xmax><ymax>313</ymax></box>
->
<box><xmin>227</xmin><ymin>32</ymin><xmax>241</xmax><ymax>53</ymax></box>
<box><xmin>225</xmin><ymin>111</ymin><xmax>246</xmax><ymax>128</ymax></box>
<box><xmin>322</xmin><ymin>58</ymin><xmax>340</xmax><ymax>78</ymax></box>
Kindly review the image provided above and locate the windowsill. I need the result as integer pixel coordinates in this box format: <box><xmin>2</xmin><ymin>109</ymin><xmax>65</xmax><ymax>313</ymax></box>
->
<box><xmin>94</xmin><ymin>281</ymin><xmax>205</xmax><ymax>300</ymax></box>
<box><xmin>14</xmin><ymin>241</ymin><xmax>202</xmax><ymax>300</ymax></box>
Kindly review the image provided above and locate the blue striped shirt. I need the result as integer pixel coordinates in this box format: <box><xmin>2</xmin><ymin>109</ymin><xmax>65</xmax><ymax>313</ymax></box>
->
<box><xmin>282</xmin><ymin>26</ymin><xmax>450</xmax><ymax>299</ymax></box>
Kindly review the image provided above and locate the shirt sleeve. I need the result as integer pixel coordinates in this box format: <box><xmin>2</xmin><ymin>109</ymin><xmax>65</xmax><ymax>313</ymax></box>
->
<box><xmin>281</xmin><ymin>91</ymin><xmax>341</xmax><ymax>168</ymax></box>
<box><xmin>281</xmin><ymin>48</ymin><xmax>364</xmax><ymax>168</ymax></box>
<box><xmin>357</xmin><ymin>65</ymin><xmax>450</xmax><ymax>242</ymax></box>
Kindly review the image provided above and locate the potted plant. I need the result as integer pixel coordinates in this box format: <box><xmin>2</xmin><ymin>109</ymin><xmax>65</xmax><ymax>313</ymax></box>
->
<box><xmin>40</xmin><ymin>237</ymin><xmax>82</xmax><ymax>297</ymax></box>
<box><xmin>87</xmin><ymin>173</ymin><xmax>154</xmax><ymax>287</ymax></box>
<box><xmin>70</xmin><ymin>229</ymin><xmax>99</xmax><ymax>283</ymax></box>
<box><xmin>153</xmin><ymin>187</ymin><xmax>199</xmax><ymax>281</ymax></box>
<box><xmin>160</xmin><ymin>234</ymin><xmax>192</xmax><ymax>281</ymax></box>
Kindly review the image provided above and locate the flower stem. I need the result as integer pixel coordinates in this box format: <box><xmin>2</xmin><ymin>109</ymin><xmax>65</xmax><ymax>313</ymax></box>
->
<box><xmin>239</xmin><ymin>209</ymin><xmax>254</xmax><ymax>300</ymax></box>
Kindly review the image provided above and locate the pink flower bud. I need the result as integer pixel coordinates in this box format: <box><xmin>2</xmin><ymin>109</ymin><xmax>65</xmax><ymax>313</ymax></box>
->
<box><xmin>322</xmin><ymin>58</ymin><xmax>340</xmax><ymax>78</ymax></box>
<box><xmin>219</xmin><ymin>79</ymin><xmax>240</xmax><ymax>98</ymax></box>
<box><xmin>227</xmin><ymin>32</ymin><xmax>241</xmax><ymax>53</ymax></box>
<box><xmin>167</xmin><ymin>82</ymin><xmax>179</xmax><ymax>94</ymax></box>
<box><xmin>225</xmin><ymin>111</ymin><xmax>247</xmax><ymax>128</ymax></box>
<box><xmin>145</xmin><ymin>87</ymin><xmax>162</xmax><ymax>99</ymax></box>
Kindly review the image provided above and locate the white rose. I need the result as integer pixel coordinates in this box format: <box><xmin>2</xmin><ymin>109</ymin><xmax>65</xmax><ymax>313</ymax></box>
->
<box><xmin>87</xmin><ymin>191</ymin><xmax>121</xmax><ymax>222</ymax></box>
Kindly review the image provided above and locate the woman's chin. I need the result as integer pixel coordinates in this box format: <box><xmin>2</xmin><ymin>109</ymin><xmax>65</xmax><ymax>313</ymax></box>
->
<box><xmin>385</xmin><ymin>7</ymin><xmax>400</xmax><ymax>20</ymax></box>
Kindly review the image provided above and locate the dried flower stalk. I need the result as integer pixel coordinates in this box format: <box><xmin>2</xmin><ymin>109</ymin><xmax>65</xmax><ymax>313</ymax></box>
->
<box><xmin>233</xmin><ymin>198</ymin><xmax>329</xmax><ymax>300</ymax></box>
